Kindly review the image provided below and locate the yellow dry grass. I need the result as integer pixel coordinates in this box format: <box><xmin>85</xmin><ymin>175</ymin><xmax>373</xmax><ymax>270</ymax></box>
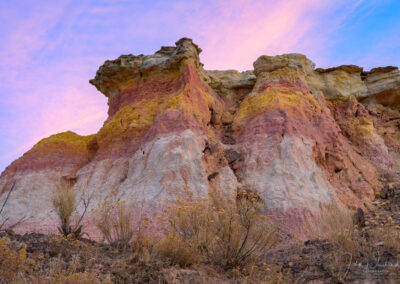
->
<box><xmin>0</xmin><ymin>237</ymin><xmax>30</xmax><ymax>283</ymax></box>
<box><xmin>94</xmin><ymin>194</ymin><xmax>136</xmax><ymax>248</ymax></box>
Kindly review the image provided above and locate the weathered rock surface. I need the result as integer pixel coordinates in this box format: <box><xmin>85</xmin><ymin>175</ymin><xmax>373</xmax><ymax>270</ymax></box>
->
<box><xmin>206</xmin><ymin>70</ymin><xmax>256</xmax><ymax>106</ymax></box>
<box><xmin>361</xmin><ymin>66</ymin><xmax>400</xmax><ymax>108</ymax></box>
<box><xmin>308</xmin><ymin>64</ymin><xmax>400</xmax><ymax>103</ymax></box>
<box><xmin>233</xmin><ymin>54</ymin><xmax>381</xmax><ymax>235</ymax></box>
<box><xmin>308</xmin><ymin>65</ymin><xmax>368</xmax><ymax>98</ymax></box>
<box><xmin>1</xmin><ymin>38</ymin><xmax>400</xmax><ymax>237</ymax></box>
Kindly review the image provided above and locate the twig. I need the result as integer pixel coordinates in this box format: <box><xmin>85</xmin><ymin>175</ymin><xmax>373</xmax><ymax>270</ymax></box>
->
<box><xmin>0</xmin><ymin>181</ymin><xmax>25</xmax><ymax>232</ymax></box>
<box><xmin>0</xmin><ymin>181</ymin><xmax>16</xmax><ymax>218</ymax></box>
<box><xmin>75</xmin><ymin>194</ymin><xmax>92</xmax><ymax>230</ymax></box>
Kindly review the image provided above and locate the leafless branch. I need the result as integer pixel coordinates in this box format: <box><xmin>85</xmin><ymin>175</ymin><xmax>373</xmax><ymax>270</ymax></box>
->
<box><xmin>75</xmin><ymin>193</ymin><xmax>93</xmax><ymax>230</ymax></box>
<box><xmin>0</xmin><ymin>181</ymin><xmax>26</xmax><ymax>232</ymax></box>
<box><xmin>0</xmin><ymin>181</ymin><xmax>16</xmax><ymax>218</ymax></box>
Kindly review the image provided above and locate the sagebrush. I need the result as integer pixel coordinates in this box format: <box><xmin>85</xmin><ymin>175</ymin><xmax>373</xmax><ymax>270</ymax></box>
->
<box><xmin>157</xmin><ymin>191</ymin><xmax>279</xmax><ymax>269</ymax></box>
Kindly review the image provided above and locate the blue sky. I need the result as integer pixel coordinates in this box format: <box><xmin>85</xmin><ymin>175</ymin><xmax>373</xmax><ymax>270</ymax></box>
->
<box><xmin>0</xmin><ymin>0</ymin><xmax>399</xmax><ymax>173</ymax></box>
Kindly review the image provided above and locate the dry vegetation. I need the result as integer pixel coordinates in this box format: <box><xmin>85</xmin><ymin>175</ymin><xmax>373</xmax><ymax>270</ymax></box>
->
<box><xmin>1</xmin><ymin>183</ymin><xmax>400</xmax><ymax>283</ymax></box>
<box><xmin>0</xmin><ymin>181</ymin><xmax>25</xmax><ymax>232</ymax></box>
<box><xmin>0</xmin><ymin>237</ymin><xmax>30</xmax><ymax>282</ymax></box>
<box><xmin>95</xmin><ymin>197</ymin><xmax>134</xmax><ymax>246</ymax></box>
<box><xmin>157</xmin><ymin>191</ymin><xmax>279</xmax><ymax>269</ymax></box>
<box><xmin>0</xmin><ymin>190</ymin><xmax>289</xmax><ymax>283</ymax></box>
<box><xmin>307</xmin><ymin>204</ymin><xmax>369</xmax><ymax>257</ymax></box>
<box><xmin>52</xmin><ymin>181</ymin><xmax>91</xmax><ymax>239</ymax></box>
<box><xmin>305</xmin><ymin>204</ymin><xmax>372</xmax><ymax>282</ymax></box>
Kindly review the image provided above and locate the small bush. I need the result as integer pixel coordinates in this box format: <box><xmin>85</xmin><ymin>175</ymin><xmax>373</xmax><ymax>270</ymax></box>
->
<box><xmin>95</xmin><ymin>195</ymin><xmax>137</xmax><ymax>247</ymax></box>
<box><xmin>0</xmin><ymin>237</ymin><xmax>29</xmax><ymax>282</ymax></box>
<box><xmin>48</xmin><ymin>272</ymin><xmax>110</xmax><ymax>284</ymax></box>
<box><xmin>158</xmin><ymin>192</ymin><xmax>279</xmax><ymax>269</ymax></box>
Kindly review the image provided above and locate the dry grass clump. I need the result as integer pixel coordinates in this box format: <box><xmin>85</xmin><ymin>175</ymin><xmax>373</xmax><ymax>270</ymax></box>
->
<box><xmin>382</xmin><ymin>227</ymin><xmax>400</xmax><ymax>254</ymax></box>
<box><xmin>307</xmin><ymin>204</ymin><xmax>367</xmax><ymax>256</ymax></box>
<box><xmin>53</xmin><ymin>181</ymin><xmax>90</xmax><ymax>239</ymax></box>
<box><xmin>94</xmin><ymin>193</ymin><xmax>138</xmax><ymax>248</ymax></box>
<box><xmin>45</xmin><ymin>255</ymin><xmax>110</xmax><ymax>284</ymax></box>
<box><xmin>235</xmin><ymin>263</ymin><xmax>294</xmax><ymax>284</ymax></box>
<box><xmin>325</xmin><ymin>209</ymin><xmax>364</xmax><ymax>256</ymax></box>
<box><xmin>305</xmin><ymin>204</ymin><xmax>374</xmax><ymax>282</ymax></box>
<box><xmin>157</xmin><ymin>191</ymin><xmax>279</xmax><ymax>269</ymax></box>
<box><xmin>369</xmin><ymin>224</ymin><xmax>400</xmax><ymax>255</ymax></box>
<box><xmin>53</xmin><ymin>185</ymin><xmax>76</xmax><ymax>234</ymax></box>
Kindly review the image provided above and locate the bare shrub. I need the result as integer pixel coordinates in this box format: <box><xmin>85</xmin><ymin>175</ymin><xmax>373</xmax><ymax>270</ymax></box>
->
<box><xmin>157</xmin><ymin>191</ymin><xmax>279</xmax><ymax>269</ymax></box>
<box><xmin>53</xmin><ymin>181</ymin><xmax>90</xmax><ymax>238</ymax></box>
<box><xmin>94</xmin><ymin>194</ymin><xmax>137</xmax><ymax>248</ymax></box>
<box><xmin>0</xmin><ymin>181</ymin><xmax>26</xmax><ymax>232</ymax></box>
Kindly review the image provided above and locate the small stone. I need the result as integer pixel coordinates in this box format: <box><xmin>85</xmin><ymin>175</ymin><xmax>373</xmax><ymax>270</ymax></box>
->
<box><xmin>207</xmin><ymin>172</ymin><xmax>219</xmax><ymax>181</ymax></box>
<box><xmin>222</xmin><ymin>135</ymin><xmax>236</xmax><ymax>145</ymax></box>
<box><xmin>353</xmin><ymin>208</ymin><xmax>365</xmax><ymax>227</ymax></box>
<box><xmin>224</xmin><ymin>149</ymin><xmax>241</xmax><ymax>164</ymax></box>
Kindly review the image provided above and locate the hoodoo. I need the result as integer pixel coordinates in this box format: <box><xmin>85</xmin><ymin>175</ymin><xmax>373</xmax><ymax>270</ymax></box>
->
<box><xmin>1</xmin><ymin>38</ymin><xmax>400</xmax><ymax>237</ymax></box>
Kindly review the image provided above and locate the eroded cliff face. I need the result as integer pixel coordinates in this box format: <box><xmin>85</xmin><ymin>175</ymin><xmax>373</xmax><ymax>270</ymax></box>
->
<box><xmin>1</xmin><ymin>38</ymin><xmax>400</xmax><ymax>237</ymax></box>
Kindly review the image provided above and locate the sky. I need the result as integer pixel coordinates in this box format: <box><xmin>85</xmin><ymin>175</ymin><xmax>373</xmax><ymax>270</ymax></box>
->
<box><xmin>0</xmin><ymin>0</ymin><xmax>399</xmax><ymax>173</ymax></box>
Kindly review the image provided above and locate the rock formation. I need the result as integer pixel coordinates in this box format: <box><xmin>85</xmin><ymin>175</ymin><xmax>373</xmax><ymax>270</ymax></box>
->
<box><xmin>1</xmin><ymin>38</ymin><xmax>400</xmax><ymax>237</ymax></box>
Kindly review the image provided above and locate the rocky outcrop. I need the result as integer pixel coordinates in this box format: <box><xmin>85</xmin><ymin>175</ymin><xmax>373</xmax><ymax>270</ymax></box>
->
<box><xmin>361</xmin><ymin>67</ymin><xmax>400</xmax><ymax>109</ymax></box>
<box><xmin>1</xmin><ymin>38</ymin><xmax>400</xmax><ymax>237</ymax></box>
<box><xmin>206</xmin><ymin>70</ymin><xmax>256</xmax><ymax>107</ymax></box>
<box><xmin>0</xmin><ymin>132</ymin><xmax>96</xmax><ymax>232</ymax></box>
<box><xmin>231</xmin><ymin>54</ymin><xmax>381</xmax><ymax>235</ymax></box>
<box><xmin>308</xmin><ymin>65</ymin><xmax>368</xmax><ymax>99</ymax></box>
<box><xmin>308</xmin><ymin>64</ymin><xmax>400</xmax><ymax>105</ymax></box>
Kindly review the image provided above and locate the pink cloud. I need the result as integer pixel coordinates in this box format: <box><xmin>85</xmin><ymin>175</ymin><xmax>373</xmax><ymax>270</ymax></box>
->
<box><xmin>0</xmin><ymin>55</ymin><xmax>107</xmax><ymax>167</ymax></box>
<box><xmin>177</xmin><ymin>0</ymin><xmax>370</xmax><ymax>70</ymax></box>
<box><xmin>0</xmin><ymin>0</ymin><xmax>383</xmax><ymax>172</ymax></box>
<box><xmin>0</xmin><ymin>2</ymin><xmax>69</xmax><ymax>68</ymax></box>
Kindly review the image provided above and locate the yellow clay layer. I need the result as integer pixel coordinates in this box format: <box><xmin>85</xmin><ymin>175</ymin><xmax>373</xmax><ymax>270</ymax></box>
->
<box><xmin>97</xmin><ymin>86</ymin><xmax>216</xmax><ymax>145</ymax></box>
<box><xmin>34</xmin><ymin>131</ymin><xmax>95</xmax><ymax>151</ymax></box>
<box><xmin>233</xmin><ymin>87</ymin><xmax>322</xmax><ymax>130</ymax></box>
